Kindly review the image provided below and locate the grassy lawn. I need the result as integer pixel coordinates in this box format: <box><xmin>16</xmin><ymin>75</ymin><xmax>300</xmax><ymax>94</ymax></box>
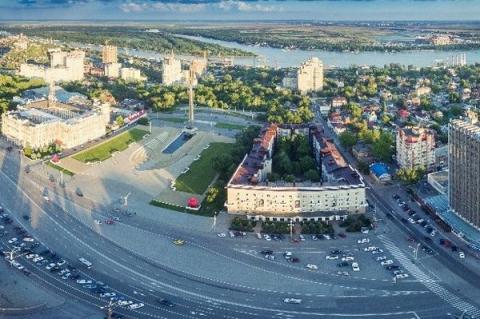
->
<box><xmin>174</xmin><ymin>142</ymin><xmax>234</xmax><ymax>195</ymax></box>
<box><xmin>46</xmin><ymin>161</ymin><xmax>75</xmax><ymax>176</ymax></box>
<box><xmin>215</xmin><ymin>122</ymin><xmax>246</xmax><ymax>130</ymax></box>
<box><xmin>73</xmin><ymin>128</ymin><xmax>147</xmax><ymax>163</ymax></box>
<box><xmin>161</xmin><ymin>117</ymin><xmax>185</xmax><ymax>123</ymax></box>
<box><xmin>149</xmin><ymin>200</ymin><xmax>214</xmax><ymax>217</ymax></box>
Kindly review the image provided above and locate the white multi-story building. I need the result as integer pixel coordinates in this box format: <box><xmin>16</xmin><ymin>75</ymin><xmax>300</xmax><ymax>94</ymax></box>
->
<box><xmin>120</xmin><ymin>67</ymin><xmax>144</xmax><ymax>82</ymax></box>
<box><xmin>396</xmin><ymin>126</ymin><xmax>435</xmax><ymax>170</ymax></box>
<box><xmin>104</xmin><ymin>62</ymin><xmax>121</xmax><ymax>78</ymax></box>
<box><xmin>19</xmin><ymin>49</ymin><xmax>85</xmax><ymax>82</ymax></box>
<box><xmin>1</xmin><ymin>86</ymin><xmax>110</xmax><ymax>149</ymax></box>
<box><xmin>162</xmin><ymin>52</ymin><xmax>183</xmax><ymax>85</ymax></box>
<box><xmin>226</xmin><ymin>124</ymin><xmax>366</xmax><ymax>222</ymax></box>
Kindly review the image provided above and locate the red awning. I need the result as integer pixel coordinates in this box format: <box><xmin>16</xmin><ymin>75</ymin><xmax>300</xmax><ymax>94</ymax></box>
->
<box><xmin>187</xmin><ymin>197</ymin><xmax>200</xmax><ymax>208</ymax></box>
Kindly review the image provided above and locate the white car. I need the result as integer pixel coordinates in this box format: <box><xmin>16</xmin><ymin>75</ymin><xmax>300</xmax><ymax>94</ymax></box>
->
<box><xmin>118</xmin><ymin>300</ymin><xmax>133</xmax><ymax>306</ymax></box>
<box><xmin>217</xmin><ymin>233</ymin><xmax>226</xmax><ymax>238</ymax></box>
<box><xmin>311</xmin><ymin>235</ymin><xmax>318</xmax><ymax>241</ymax></box>
<box><xmin>357</xmin><ymin>238</ymin><xmax>370</xmax><ymax>244</ymax></box>
<box><xmin>76</xmin><ymin>279</ymin><xmax>93</xmax><ymax>284</ymax></box>
<box><xmin>45</xmin><ymin>263</ymin><xmax>57</xmax><ymax>270</ymax></box>
<box><xmin>33</xmin><ymin>257</ymin><xmax>44</xmax><ymax>263</ymax></box>
<box><xmin>372</xmin><ymin>249</ymin><xmax>384</xmax><ymax>254</ymax></box>
<box><xmin>430</xmin><ymin>230</ymin><xmax>437</xmax><ymax>237</ymax></box>
<box><xmin>264</xmin><ymin>254</ymin><xmax>275</xmax><ymax>261</ymax></box>
<box><xmin>408</xmin><ymin>218</ymin><xmax>415</xmax><ymax>224</ymax></box>
<box><xmin>306</xmin><ymin>264</ymin><xmax>318</xmax><ymax>270</ymax></box>
<box><xmin>256</xmin><ymin>233</ymin><xmax>262</xmax><ymax>239</ymax></box>
<box><xmin>337</xmin><ymin>271</ymin><xmax>350</xmax><ymax>276</ymax></box>
<box><xmin>381</xmin><ymin>260</ymin><xmax>394</xmax><ymax>266</ymax></box>
<box><xmin>229</xmin><ymin>231</ymin><xmax>235</xmax><ymax>238</ymax></box>
<box><xmin>326</xmin><ymin>255</ymin><xmax>339</xmax><ymax>260</ymax></box>
<box><xmin>26</xmin><ymin>253</ymin><xmax>37</xmax><ymax>259</ymax></box>
<box><xmin>351</xmin><ymin>262</ymin><xmax>360</xmax><ymax>272</ymax></box>
<box><xmin>94</xmin><ymin>219</ymin><xmax>102</xmax><ymax>225</ymax></box>
<box><xmin>323</xmin><ymin>234</ymin><xmax>331</xmax><ymax>240</ymax></box>
<box><xmin>22</xmin><ymin>237</ymin><xmax>34</xmax><ymax>242</ymax></box>
<box><xmin>264</xmin><ymin>234</ymin><xmax>271</xmax><ymax>241</ymax></box>
<box><xmin>395</xmin><ymin>273</ymin><xmax>409</xmax><ymax>279</ymax></box>
<box><xmin>341</xmin><ymin>256</ymin><xmax>354</xmax><ymax>262</ymax></box>
<box><xmin>128</xmin><ymin>303</ymin><xmax>144</xmax><ymax>310</ymax></box>
<box><xmin>284</xmin><ymin>252</ymin><xmax>293</xmax><ymax>259</ymax></box>
<box><xmin>376</xmin><ymin>256</ymin><xmax>387</xmax><ymax>261</ymax></box>
<box><xmin>299</xmin><ymin>235</ymin><xmax>305</xmax><ymax>241</ymax></box>
<box><xmin>62</xmin><ymin>273</ymin><xmax>71</xmax><ymax>280</ymax></box>
<box><xmin>56</xmin><ymin>259</ymin><xmax>66</xmax><ymax>267</ymax></box>
<box><xmin>364</xmin><ymin>246</ymin><xmax>378</xmax><ymax>252</ymax></box>
<box><xmin>8</xmin><ymin>237</ymin><xmax>18</xmax><ymax>244</ymax></box>
<box><xmin>283</xmin><ymin>298</ymin><xmax>302</xmax><ymax>304</ymax></box>
<box><xmin>459</xmin><ymin>251</ymin><xmax>465</xmax><ymax>259</ymax></box>
<box><xmin>100</xmin><ymin>292</ymin><xmax>116</xmax><ymax>298</ymax></box>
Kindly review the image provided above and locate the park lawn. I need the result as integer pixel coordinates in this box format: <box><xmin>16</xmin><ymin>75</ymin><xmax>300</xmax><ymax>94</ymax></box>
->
<box><xmin>215</xmin><ymin>122</ymin><xmax>246</xmax><ymax>130</ymax></box>
<box><xmin>73</xmin><ymin>128</ymin><xmax>147</xmax><ymax>163</ymax></box>
<box><xmin>174</xmin><ymin>142</ymin><xmax>234</xmax><ymax>195</ymax></box>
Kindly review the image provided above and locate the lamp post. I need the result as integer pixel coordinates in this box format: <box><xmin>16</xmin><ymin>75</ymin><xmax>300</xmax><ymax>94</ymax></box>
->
<box><xmin>414</xmin><ymin>242</ymin><xmax>421</xmax><ymax>260</ymax></box>
<box><xmin>289</xmin><ymin>219</ymin><xmax>294</xmax><ymax>240</ymax></box>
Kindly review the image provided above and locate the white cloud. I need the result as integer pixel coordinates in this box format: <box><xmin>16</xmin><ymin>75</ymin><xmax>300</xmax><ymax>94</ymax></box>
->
<box><xmin>218</xmin><ymin>0</ymin><xmax>281</xmax><ymax>13</ymax></box>
<box><xmin>120</xmin><ymin>1</ymin><xmax>206</xmax><ymax>13</ymax></box>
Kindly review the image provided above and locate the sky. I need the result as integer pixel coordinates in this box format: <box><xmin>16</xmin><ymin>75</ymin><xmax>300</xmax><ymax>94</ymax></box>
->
<box><xmin>0</xmin><ymin>0</ymin><xmax>480</xmax><ymax>21</ymax></box>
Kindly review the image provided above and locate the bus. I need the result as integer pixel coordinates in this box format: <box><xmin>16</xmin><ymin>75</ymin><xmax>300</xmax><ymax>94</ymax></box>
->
<box><xmin>78</xmin><ymin>257</ymin><xmax>92</xmax><ymax>268</ymax></box>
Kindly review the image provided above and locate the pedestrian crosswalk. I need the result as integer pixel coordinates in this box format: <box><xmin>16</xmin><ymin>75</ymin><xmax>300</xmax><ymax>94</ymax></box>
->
<box><xmin>379</xmin><ymin>235</ymin><xmax>480</xmax><ymax>318</ymax></box>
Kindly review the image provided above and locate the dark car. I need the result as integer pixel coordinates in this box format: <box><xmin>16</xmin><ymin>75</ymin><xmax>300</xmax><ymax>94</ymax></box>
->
<box><xmin>423</xmin><ymin>236</ymin><xmax>432</xmax><ymax>242</ymax></box>
<box><xmin>385</xmin><ymin>265</ymin><xmax>400</xmax><ymax>270</ymax></box>
<box><xmin>330</xmin><ymin>250</ymin><xmax>343</xmax><ymax>255</ymax></box>
<box><xmin>157</xmin><ymin>298</ymin><xmax>174</xmax><ymax>307</ymax></box>
<box><xmin>401</xmin><ymin>218</ymin><xmax>408</xmax><ymax>223</ymax></box>
<box><xmin>260</xmin><ymin>250</ymin><xmax>273</xmax><ymax>255</ymax></box>
<box><xmin>338</xmin><ymin>233</ymin><xmax>347</xmax><ymax>239</ymax></box>
<box><xmin>337</xmin><ymin>261</ymin><xmax>349</xmax><ymax>267</ymax></box>
<box><xmin>290</xmin><ymin>257</ymin><xmax>300</xmax><ymax>263</ymax></box>
<box><xmin>451</xmin><ymin>245</ymin><xmax>458</xmax><ymax>252</ymax></box>
<box><xmin>386</xmin><ymin>213</ymin><xmax>393</xmax><ymax>219</ymax></box>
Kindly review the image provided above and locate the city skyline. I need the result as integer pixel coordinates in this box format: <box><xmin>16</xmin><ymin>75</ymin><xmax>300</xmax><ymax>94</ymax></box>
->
<box><xmin>1</xmin><ymin>0</ymin><xmax>480</xmax><ymax>21</ymax></box>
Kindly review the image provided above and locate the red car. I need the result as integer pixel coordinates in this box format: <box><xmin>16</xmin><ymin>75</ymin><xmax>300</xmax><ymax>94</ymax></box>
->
<box><xmin>105</xmin><ymin>219</ymin><xmax>114</xmax><ymax>225</ymax></box>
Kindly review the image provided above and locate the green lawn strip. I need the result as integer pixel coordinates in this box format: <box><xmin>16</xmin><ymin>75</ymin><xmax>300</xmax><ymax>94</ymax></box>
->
<box><xmin>73</xmin><ymin>128</ymin><xmax>147</xmax><ymax>163</ymax></box>
<box><xmin>174</xmin><ymin>142</ymin><xmax>234</xmax><ymax>195</ymax></box>
<box><xmin>45</xmin><ymin>161</ymin><xmax>75</xmax><ymax>176</ymax></box>
<box><xmin>215</xmin><ymin>122</ymin><xmax>246</xmax><ymax>130</ymax></box>
<box><xmin>149</xmin><ymin>200</ymin><xmax>214</xmax><ymax>217</ymax></box>
<box><xmin>161</xmin><ymin>117</ymin><xmax>185</xmax><ymax>123</ymax></box>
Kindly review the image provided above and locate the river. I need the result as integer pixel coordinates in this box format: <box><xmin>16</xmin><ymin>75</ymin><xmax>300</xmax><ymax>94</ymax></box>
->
<box><xmin>177</xmin><ymin>34</ymin><xmax>480</xmax><ymax>68</ymax></box>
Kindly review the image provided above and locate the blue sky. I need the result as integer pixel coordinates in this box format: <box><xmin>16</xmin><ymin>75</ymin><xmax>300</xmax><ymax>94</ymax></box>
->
<box><xmin>0</xmin><ymin>0</ymin><xmax>480</xmax><ymax>21</ymax></box>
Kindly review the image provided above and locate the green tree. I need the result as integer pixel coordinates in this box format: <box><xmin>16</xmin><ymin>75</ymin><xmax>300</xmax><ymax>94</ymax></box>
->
<box><xmin>372</xmin><ymin>131</ymin><xmax>394</xmax><ymax>162</ymax></box>
<box><xmin>115</xmin><ymin>115</ymin><xmax>125</xmax><ymax>127</ymax></box>
<box><xmin>339</xmin><ymin>131</ymin><xmax>357</xmax><ymax>148</ymax></box>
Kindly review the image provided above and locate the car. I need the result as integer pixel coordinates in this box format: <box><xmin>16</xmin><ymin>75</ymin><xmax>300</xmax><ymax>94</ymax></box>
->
<box><xmin>32</xmin><ymin>257</ymin><xmax>44</xmax><ymax>263</ymax></box>
<box><xmin>323</xmin><ymin>234</ymin><xmax>331</xmax><ymax>240</ymax></box>
<box><xmin>372</xmin><ymin>249</ymin><xmax>384</xmax><ymax>254</ymax></box>
<box><xmin>326</xmin><ymin>255</ymin><xmax>339</xmax><ymax>260</ymax></box>
<box><xmin>263</xmin><ymin>234</ymin><xmax>271</xmax><ymax>241</ymax></box>
<box><xmin>22</xmin><ymin>237</ymin><xmax>34</xmax><ymax>242</ymax></box>
<box><xmin>337</xmin><ymin>261</ymin><xmax>350</xmax><ymax>267</ymax></box>
<box><xmin>45</xmin><ymin>263</ymin><xmax>57</xmax><ymax>270</ymax></box>
<box><xmin>157</xmin><ymin>298</ymin><xmax>174</xmax><ymax>307</ymax></box>
<box><xmin>104</xmin><ymin>219</ymin><xmax>114</xmax><ymax>225</ymax></box>
<box><xmin>298</xmin><ymin>235</ymin><xmax>306</xmax><ymax>241</ymax></box>
<box><xmin>357</xmin><ymin>238</ymin><xmax>370</xmax><ymax>244</ymax></box>
<box><xmin>401</xmin><ymin>218</ymin><xmax>408</xmax><ymax>223</ymax></box>
<box><xmin>23</xmin><ymin>269</ymin><xmax>31</xmax><ymax>276</ymax></box>
<box><xmin>451</xmin><ymin>245</ymin><xmax>458</xmax><ymax>252</ymax></box>
<box><xmin>283</xmin><ymin>251</ymin><xmax>293</xmax><ymax>259</ymax></box>
<box><xmin>424</xmin><ymin>236</ymin><xmax>433</xmax><ymax>243</ymax></box>
<box><xmin>128</xmin><ymin>303</ymin><xmax>144</xmax><ymax>310</ymax></box>
<box><xmin>395</xmin><ymin>273</ymin><xmax>409</xmax><ymax>279</ymax></box>
<box><xmin>75</xmin><ymin>188</ymin><xmax>84</xmax><ymax>197</ymax></box>
<box><xmin>173</xmin><ymin>239</ymin><xmax>186</xmax><ymax>246</ymax></box>
<box><xmin>94</xmin><ymin>219</ymin><xmax>102</xmax><ymax>225</ymax></box>
<box><xmin>289</xmin><ymin>257</ymin><xmax>300</xmax><ymax>263</ymax></box>
<box><xmin>330</xmin><ymin>250</ymin><xmax>343</xmax><ymax>255</ymax></box>
<box><xmin>376</xmin><ymin>256</ymin><xmax>387</xmax><ymax>261</ymax></box>
<box><xmin>283</xmin><ymin>298</ymin><xmax>302</xmax><ymax>304</ymax></box>
<box><xmin>8</xmin><ymin>237</ymin><xmax>18</xmax><ymax>244</ymax></box>
<box><xmin>341</xmin><ymin>256</ymin><xmax>354</xmax><ymax>261</ymax></box>
<box><xmin>118</xmin><ymin>300</ymin><xmax>133</xmax><ymax>306</ymax></box>
<box><xmin>260</xmin><ymin>250</ymin><xmax>273</xmax><ymax>255</ymax></box>
<box><xmin>265</xmin><ymin>254</ymin><xmax>275</xmax><ymax>261</ymax></box>
<box><xmin>416</xmin><ymin>219</ymin><xmax>425</xmax><ymax>224</ymax></box>
<box><xmin>430</xmin><ymin>230</ymin><xmax>437</xmax><ymax>237</ymax></box>
<box><xmin>381</xmin><ymin>260</ymin><xmax>394</xmax><ymax>266</ymax></box>
<box><xmin>408</xmin><ymin>218</ymin><xmax>415</xmax><ymax>224</ymax></box>
<box><xmin>337</xmin><ymin>271</ymin><xmax>350</xmax><ymax>276</ymax></box>
<box><xmin>112</xmin><ymin>217</ymin><xmax>120</xmax><ymax>222</ymax></box>
<box><xmin>311</xmin><ymin>235</ymin><xmax>318</xmax><ymax>241</ymax></box>
<box><xmin>419</xmin><ymin>221</ymin><xmax>428</xmax><ymax>227</ymax></box>
<box><xmin>76</xmin><ymin>279</ymin><xmax>93</xmax><ymax>284</ymax></box>
<box><xmin>338</xmin><ymin>233</ymin><xmax>347</xmax><ymax>239</ymax></box>
<box><xmin>393</xmin><ymin>270</ymin><xmax>404</xmax><ymax>275</ymax></box>
<box><xmin>217</xmin><ymin>233</ymin><xmax>226</xmax><ymax>238</ymax></box>
<box><xmin>385</xmin><ymin>265</ymin><xmax>400</xmax><ymax>271</ymax></box>
<box><xmin>100</xmin><ymin>292</ymin><xmax>116</xmax><ymax>298</ymax></box>
<box><xmin>61</xmin><ymin>273</ymin><xmax>71</xmax><ymax>280</ymax></box>
<box><xmin>306</xmin><ymin>264</ymin><xmax>318</xmax><ymax>270</ymax></box>
<box><xmin>351</xmin><ymin>262</ymin><xmax>360</xmax><ymax>272</ymax></box>
<box><xmin>364</xmin><ymin>246</ymin><xmax>377</xmax><ymax>252</ymax></box>
<box><xmin>459</xmin><ymin>251</ymin><xmax>465</xmax><ymax>259</ymax></box>
<box><xmin>26</xmin><ymin>253</ymin><xmax>36</xmax><ymax>259</ymax></box>
<box><xmin>56</xmin><ymin>259</ymin><xmax>66</xmax><ymax>267</ymax></box>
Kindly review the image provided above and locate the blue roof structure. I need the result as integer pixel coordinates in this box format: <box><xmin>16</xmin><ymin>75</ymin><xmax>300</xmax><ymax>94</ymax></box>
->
<box><xmin>425</xmin><ymin>195</ymin><xmax>480</xmax><ymax>251</ymax></box>
<box><xmin>370</xmin><ymin>163</ymin><xmax>390</xmax><ymax>179</ymax></box>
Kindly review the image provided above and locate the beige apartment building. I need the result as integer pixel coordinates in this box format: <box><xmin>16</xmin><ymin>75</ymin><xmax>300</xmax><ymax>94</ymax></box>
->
<box><xmin>226</xmin><ymin>124</ymin><xmax>366</xmax><ymax>221</ymax></box>
<box><xmin>102</xmin><ymin>44</ymin><xmax>118</xmax><ymax>64</ymax></box>
<box><xmin>120</xmin><ymin>67</ymin><xmax>144</xmax><ymax>82</ymax></box>
<box><xmin>19</xmin><ymin>49</ymin><xmax>85</xmax><ymax>82</ymax></box>
<box><xmin>104</xmin><ymin>62</ymin><xmax>121</xmax><ymax>78</ymax></box>
<box><xmin>448</xmin><ymin>113</ymin><xmax>480</xmax><ymax>229</ymax></box>
<box><xmin>297</xmin><ymin>57</ymin><xmax>324</xmax><ymax>94</ymax></box>
<box><xmin>162</xmin><ymin>52</ymin><xmax>183</xmax><ymax>85</ymax></box>
<box><xmin>1</xmin><ymin>87</ymin><xmax>110</xmax><ymax>149</ymax></box>
<box><xmin>396</xmin><ymin>126</ymin><xmax>435</xmax><ymax>170</ymax></box>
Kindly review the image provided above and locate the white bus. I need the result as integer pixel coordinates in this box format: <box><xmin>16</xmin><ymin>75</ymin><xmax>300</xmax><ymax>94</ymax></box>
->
<box><xmin>78</xmin><ymin>257</ymin><xmax>92</xmax><ymax>268</ymax></box>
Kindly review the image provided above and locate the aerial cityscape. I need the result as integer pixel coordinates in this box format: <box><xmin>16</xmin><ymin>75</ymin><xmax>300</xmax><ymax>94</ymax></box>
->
<box><xmin>1</xmin><ymin>1</ymin><xmax>480</xmax><ymax>319</ymax></box>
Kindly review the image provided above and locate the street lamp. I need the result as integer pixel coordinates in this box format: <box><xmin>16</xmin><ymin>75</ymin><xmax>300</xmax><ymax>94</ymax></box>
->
<box><xmin>100</xmin><ymin>300</ymin><xmax>120</xmax><ymax>319</ymax></box>
<box><xmin>414</xmin><ymin>242</ymin><xmax>421</xmax><ymax>260</ymax></box>
<box><xmin>289</xmin><ymin>219</ymin><xmax>294</xmax><ymax>240</ymax></box>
